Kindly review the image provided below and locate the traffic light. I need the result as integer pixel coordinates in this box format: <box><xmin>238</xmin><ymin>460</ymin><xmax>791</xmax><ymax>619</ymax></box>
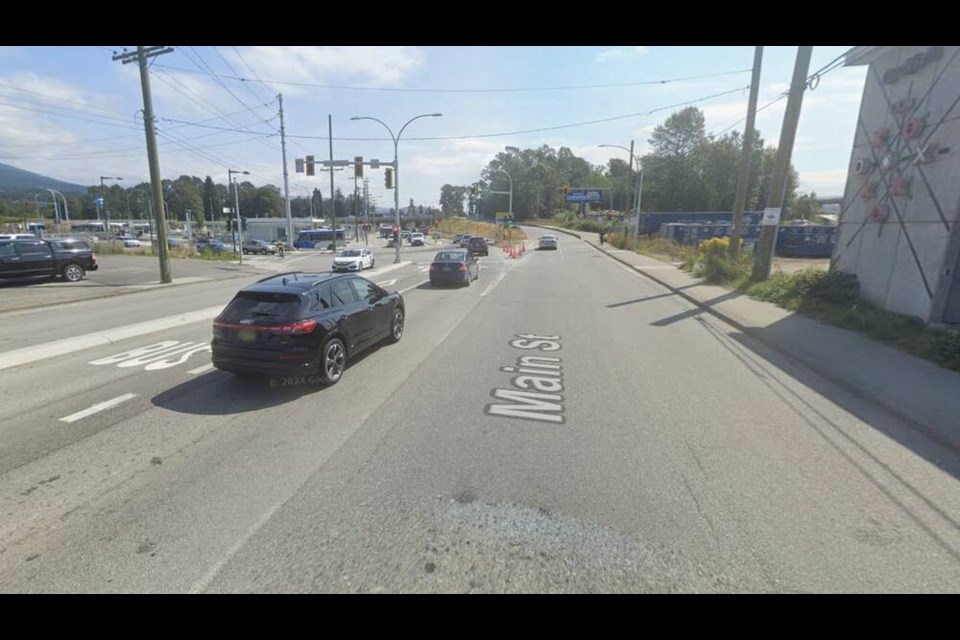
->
<box><xmin>295</xmin><ymin>158</ymin><xmax>304</xmax><ymax>173</ymax></box>
<box><xmin>306</xmin><ymin>155</ymin><xmax>315</xmax><ymax>177</ymax></box>
<box><xmin>562</xmin><ymin>184</ymin><xmax>569</xmax><ymax>197</ymax></box>
<box><xmin>385</xmin><ymin>167</ymin><xmax>394</xmax><ymax>189</ymax></box>
<box><xmin>355</xmin><ymin>156</ymin><xmax>363</xmax><ymax>178</ymax></box>
<box><xmin>241</xmin><ymin>217</ymin><xmax>248</xmax><ymax>232</ymax></box>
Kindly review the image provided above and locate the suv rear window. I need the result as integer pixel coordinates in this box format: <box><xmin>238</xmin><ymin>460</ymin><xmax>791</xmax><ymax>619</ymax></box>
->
<box><xmin>52</xmin><ymin>240</ymin><xmax>90</xmax><ymax>250</ymax></box>
<box><xmin>220</xmin><ymin>292</ymin><xmax>303</xmax><ymax>322</ymax></box>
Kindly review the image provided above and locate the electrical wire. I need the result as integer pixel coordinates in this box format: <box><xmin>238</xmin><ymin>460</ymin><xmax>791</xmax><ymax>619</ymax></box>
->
<box><xmin>151</xmin><ymin>63</ymin><xmax>753</xmax><ymax>94</ymax></box>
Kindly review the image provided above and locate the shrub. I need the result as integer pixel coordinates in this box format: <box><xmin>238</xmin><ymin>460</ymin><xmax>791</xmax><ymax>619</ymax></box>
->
<box><xmin>691</xmin><ymin>237</ymin><xmax>752</xmax><ymax>284</ymax></box>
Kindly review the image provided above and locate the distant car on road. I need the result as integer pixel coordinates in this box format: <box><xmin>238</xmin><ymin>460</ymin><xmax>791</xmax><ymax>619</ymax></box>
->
<box><xmin>211</xmin><ymin>272</ymin><xmax>405</xmax><ymax>386</ymax></box>
<box><xmin>199</xmin><ymin>239</ymin><xmax>231</xmax><ymax>253</ymax></box>
<box><xmin>410</xmin><ymin>232</ymin><xmax>425</xmax><ymax>246</ymax></box>
<box><xmin>429</xmin><ymin>249</ymin><xmax>479</xmax><ymax>287</ymax></box>
<box><xmin>0</xmin><ymin>237</ymin><xmax>98</xmax><ymax>282</ymax></box>
<box><xmin>467</xmin><ymin>236</ymin><xmax>489</xmax><ymax>256</ymax></box>
<box><xmin>332</xmin><ymin>248</ymin><xmax>374</xmax><ymax>272</ymax></box>
<box><xmin>538</xmin><ymin>235</ymin><xmax>558</xmax><ymax>250</ymax></box>
<box><xmin>242</xmin><ymin>239</ymin><xmax>277</xmax><ymax>255</ymax></box>
<box><xmin>459</xmin><ymin>235</ymin><xmax>473</xmax><ymax>248</ymax></box>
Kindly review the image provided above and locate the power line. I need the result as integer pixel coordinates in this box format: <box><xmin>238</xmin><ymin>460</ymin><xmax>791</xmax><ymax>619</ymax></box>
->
<box><xmin>0</xmin><ymin>100</ymin><xmax>142</xmax><ymax>130</ymax></box>
<box><xmin>151</xmin><ymin>63</ymin><xmax>753</xmax><ymax>94</ymax></box>
<box><xmin>287</xmin><ymin>85</ymin><xmax>751</xmax><ymax>142</ymax></box>
<box><xmin>0</xmin><ymin>81</ymin><xmax>132</xmax><ymax>117</ymax></box>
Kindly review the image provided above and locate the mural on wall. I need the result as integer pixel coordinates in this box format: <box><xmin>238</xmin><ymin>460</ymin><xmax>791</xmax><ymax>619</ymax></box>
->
<box><xmin>834</xmin><ymin>46</ymin><xmax>956</xmax><ymax>300</ymax></box>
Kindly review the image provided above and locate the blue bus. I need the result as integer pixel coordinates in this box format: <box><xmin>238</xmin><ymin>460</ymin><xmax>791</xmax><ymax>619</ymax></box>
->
<box><xmin>294</xmin><ymin>228</ymin><xmax>346</xmax><ymax>249</ymax></box>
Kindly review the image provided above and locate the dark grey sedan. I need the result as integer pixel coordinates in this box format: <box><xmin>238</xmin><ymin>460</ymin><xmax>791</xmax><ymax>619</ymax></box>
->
<box><xmin>429</xmin><ymin>249</ymin><xmax>479</xmax><ymax>287</ymax></box>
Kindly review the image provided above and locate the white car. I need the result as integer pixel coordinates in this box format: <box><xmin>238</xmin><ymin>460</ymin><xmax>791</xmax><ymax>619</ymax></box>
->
<box><xmin>116</xmin><ymin>235</ymin><xmax>141</xmax><ymax>247</ymax></box>
<box><xmin>332</xmin><ymin>248</ymin><xmax>374</xmax><ymax>272</ymax></box>
<box><xmin>538</xmin><ymin>235</ymin><xmax>558</xmax><ymax>250</ymax></box>
<box><xmin>410</xmin><ymin>232</ymin><xmax>425</xmax><ymax>246</ymax></box>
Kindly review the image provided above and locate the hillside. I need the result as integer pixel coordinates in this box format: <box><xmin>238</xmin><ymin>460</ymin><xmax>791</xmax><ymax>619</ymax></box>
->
<box><xmin>0</xmin><ymin>162</ymin><xmax>87</xmax><ymax>195</ymax></box>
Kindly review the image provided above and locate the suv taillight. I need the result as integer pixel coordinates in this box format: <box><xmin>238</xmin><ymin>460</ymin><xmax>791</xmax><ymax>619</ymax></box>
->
<box><xmin>458</xmin><ymin>264</ymin><xmax>468</xmax><ymax>272</ymax></box>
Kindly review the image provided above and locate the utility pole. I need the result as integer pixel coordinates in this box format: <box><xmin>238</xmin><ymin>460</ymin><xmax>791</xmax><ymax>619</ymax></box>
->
<box><xmin>278</xmin><ymin>93</ymin><xmax>293</xmax><ymax>246</ymax></box>
<box><xmin>328</xmin><ymin>114</ymin><xmax>337</xmax><ymax>251</ymax></box>
<box><xmin>752</xmin><ymin>46</ymin><xmax>813</xmax><ymax>282</ymax></box>
<box><xmin>113</xmin><ymin>46</ymin><xmax>173</xmax><ymax>284</ymax></box>
<box><xmin>729</xmin><ymin>46</ymin><xmax>764</xmax><ymax>259</ymax></box>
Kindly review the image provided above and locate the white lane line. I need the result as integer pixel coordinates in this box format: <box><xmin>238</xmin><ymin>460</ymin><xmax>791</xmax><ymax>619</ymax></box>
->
<box><xmin>59</xmin><ymin>393</ymin><xmax>139</xmax><ymax>424</ymax></box>
<box><xmin>376</xmin><ymin>279</ymin><xmax>398</xmax><ymax>287</ymax></box>
<box><xmin>400</xmin><ymin>280</ymin><xmax>429</xmax><ymax>294</ymax></box>
<box><xmin>481</xmin><ymin>267</ymin><xmax>511</xmax><ymax>297</ymax></box>
<box><xmin>186</xmin><ymin>363</ymin><xmax>216</xmax><ymax>375</ymax></box>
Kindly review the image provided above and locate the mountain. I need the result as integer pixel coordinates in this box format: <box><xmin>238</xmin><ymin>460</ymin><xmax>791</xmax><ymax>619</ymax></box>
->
<box><xmin>0</xmin><ymin>162</ymin><xmax>87</xmax><ymax>195</ymax></box>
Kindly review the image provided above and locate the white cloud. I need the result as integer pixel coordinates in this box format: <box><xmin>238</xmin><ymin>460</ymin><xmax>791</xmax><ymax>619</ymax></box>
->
<box><xmin>224</xmin><ymin>47</ymin><xmax>424</xmax><ymax>97</ymax></box>
<box><xmin>596</xmin><ymin>46</ymin><xmax>649</xmax><ymax>63</ymax></box>
<box><xmin>797</xmin><ymin>169</ymin><xmax>849</xmax><ymax>196</ymax></box>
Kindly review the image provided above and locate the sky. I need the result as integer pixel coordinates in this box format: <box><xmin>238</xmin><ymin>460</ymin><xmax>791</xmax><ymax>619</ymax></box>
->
<box><xmin>0</xmin><ymin>46</ymin><xmax>867</xmax><ymax>211</ymax></box>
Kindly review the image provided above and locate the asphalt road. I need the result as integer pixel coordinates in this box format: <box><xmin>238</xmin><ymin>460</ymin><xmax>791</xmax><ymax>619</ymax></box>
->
<box><xmin>0</xmin><ymin>231</ymin><xmax>957</xmax><ymax>592</ymax></box>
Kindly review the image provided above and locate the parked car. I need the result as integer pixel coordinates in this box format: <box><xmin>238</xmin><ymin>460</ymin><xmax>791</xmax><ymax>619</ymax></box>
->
<box><xmin>242</xmin><ymin>239</ymin><xmax>277</xmax><ymax>255</ymax></box>
<box><xmin>410</xmin><ymin>232</ymin><xmax>425</xmax><ymax>246</ymax></box>
<box><xmin>211</xmin><ymin>272</ymin><xmax>404</xmax><ymax>385</ymax></box>
<box><xmin>467</xmin><ymin>236</ymin><xmax>489</xmax><ymax>256</ymax></box>
<box><xmin>167</xmin><ymin>236</ymin><xmax>190</xmax><ymax>249</ymax></box>
<box><xmin>332</xmin><ymin>248</ymin><xmax>374</xmax><ymax>272</ymax></box>
<box><xmin>429</xmin><ymin>249</ymin><xmax>479</xmax><ymax>287</ymax></box>
<box><xmin>0</xmin><ymin>237</ymin><xmax>98</xmax><ymax>282</ymax></box>
<box><xmin>0</xmin><ymin>233</ymin><xmax>37</xmax><ymax>240</ymax></box>
<box><xmin>538</xmin><ymin>234</ymin><xmax>559</xmax><ymax>250</ymax></box>
<box><xmin>116</xmin><ymin>235</ymin><xmax>141</xmax><ymax>248</ymax></box>
<box><xmin>199</xmin><ymin>239</ymin><xmax>230</xmax><ymax>253</ymax></box>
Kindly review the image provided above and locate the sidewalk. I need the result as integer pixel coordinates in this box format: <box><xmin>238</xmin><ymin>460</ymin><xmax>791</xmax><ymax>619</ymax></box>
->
<box><xmin>535</xmin><ymin>224</ymin><xmax>960</xmax><ymax>450</ymax></box>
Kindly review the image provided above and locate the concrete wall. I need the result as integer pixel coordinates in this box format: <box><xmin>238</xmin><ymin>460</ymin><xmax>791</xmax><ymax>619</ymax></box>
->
<box><xmin>834</xmin><ymin>46</ymin><xmax>960</xmax><ymax>323</ymax></box>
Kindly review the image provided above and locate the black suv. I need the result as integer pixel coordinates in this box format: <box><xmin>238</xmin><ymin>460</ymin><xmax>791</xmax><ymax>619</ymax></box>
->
<box><xmin>211</xmin><ymin>272</ymin><xmax>405</xmax><ymax>385</ymax></box>
<box><xmin>466</xmin><ymin>236</ymin><xmax>489</xmax><ymax>256</ymax></box>
<box><xmin>0</xmin><ymin>237</ymin><xmax>98</xmax><ymax>282</ymax></box>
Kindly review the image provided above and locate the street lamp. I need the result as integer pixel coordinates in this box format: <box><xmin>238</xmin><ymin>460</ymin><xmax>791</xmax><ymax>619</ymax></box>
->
<box><xmin>351</xmin><ymin>112</ymin><xmax>442</xmax><ymax>263</ymax></box>
<box><xmin>228</xmin><ymin>169</ymin><xmax>249</xmax><ymax>264</ymax></box>
<box><xmin>100</xmin><ymin>176</ymin><xmax>123</xmax><ymax>236</ymax></box>
<box><xmin>598</xmin><ymin>144</ymin><xmax>642</xmax><ymax>239</ymax></box>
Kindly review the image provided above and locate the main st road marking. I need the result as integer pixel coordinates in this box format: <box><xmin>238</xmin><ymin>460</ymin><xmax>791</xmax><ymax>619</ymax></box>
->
<box><xmin>485</xmin><ymin>334</ymin><xmax>565</xmax><ymax>424</ymax></box>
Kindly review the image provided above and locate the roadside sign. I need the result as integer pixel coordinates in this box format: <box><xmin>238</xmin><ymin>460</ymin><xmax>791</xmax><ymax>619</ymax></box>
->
<box><xmin>565</xmin><ymin>189</ymin><xmax>602</xmax><ymax>203</ymax></box>
<box><xmin>761</xmin><ymin>207</ymin><xmax>782</xmax><ymax>226</ymax></box>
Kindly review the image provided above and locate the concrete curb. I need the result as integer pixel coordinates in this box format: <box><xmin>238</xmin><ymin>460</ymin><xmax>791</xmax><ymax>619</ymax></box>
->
<box><xmin>573</xmin><ymin>234</ymin><xmax>960</xmax><ymax>453</ymax></box>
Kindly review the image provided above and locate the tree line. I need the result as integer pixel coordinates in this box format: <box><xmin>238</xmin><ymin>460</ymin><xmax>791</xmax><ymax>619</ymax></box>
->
<box><xmin>439</xmin><ymin>106</ymin><xmax>822</xmax><ymax>222</ymax></box>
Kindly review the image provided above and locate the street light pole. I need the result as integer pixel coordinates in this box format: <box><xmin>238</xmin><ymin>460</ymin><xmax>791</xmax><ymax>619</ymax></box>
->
<box><xmin>228</xmin><ymin>169</ymin><xmax>249</xmax><ymax>265</ymax></box>
<box><xmin>351</xmin><ymin>112</ymin><xmax>442</xmax><ymax>263</ymax></box>
<box><xmin>100</xmin><ymin>176</ymin><xmax>122</xmax><ymax>237</ymax></box>
<box><xmin>598</xmin><ymin>144</ymin><xmax>642</xmax><ymax>240</ymax></box>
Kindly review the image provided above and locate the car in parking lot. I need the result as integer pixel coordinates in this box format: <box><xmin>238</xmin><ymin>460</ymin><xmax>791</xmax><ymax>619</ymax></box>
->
<box><xmin>538</xmin><ymin>234</ymin><xmax>559</xmax><ymax>250</ymax></box>
<box><xmin>242</xmin><ymin>239</ymin><xmax>277</xmax><ymax>255</ymax></box>
<box><xmin>0</xmin><ymin>237</ymin><xmax>98</xmax><ymax>282</ymax></box>
<box><xmin>199</xmin><ymin>239</ymin><xmax>231</xmax><ymax>253</ymax></box>
<box><xmin>429</xmin><ymin>249</ymin><xmax>479</xmax><ymax>287</ymax></box>
<box><xmin>332</xmin><ymin>248</ymin><xmax>374</xmax><ymax>271</ymax></box>
<box><xmin>410</xmin><ymin>232</ymin><xmax>425</xmax><ymax>246</ymax></box>
<box><xmin>466</xmin><ymin>236</ymin><xmax>489</xmax><ymax>256</ymax></box>
<box><xmin>211</xmin><ymin>272</ymin><xmax>404</xmax><ymax>385</ymax></box>
<box><xmin>167</xmin><ymin>236</ymin><xmax>190</xmax><ymax>249</ymax></box>
<box><xmin>116</xmin><ymin>235</ymin><xmax>141</xmax><ymax>247</ymax></box>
